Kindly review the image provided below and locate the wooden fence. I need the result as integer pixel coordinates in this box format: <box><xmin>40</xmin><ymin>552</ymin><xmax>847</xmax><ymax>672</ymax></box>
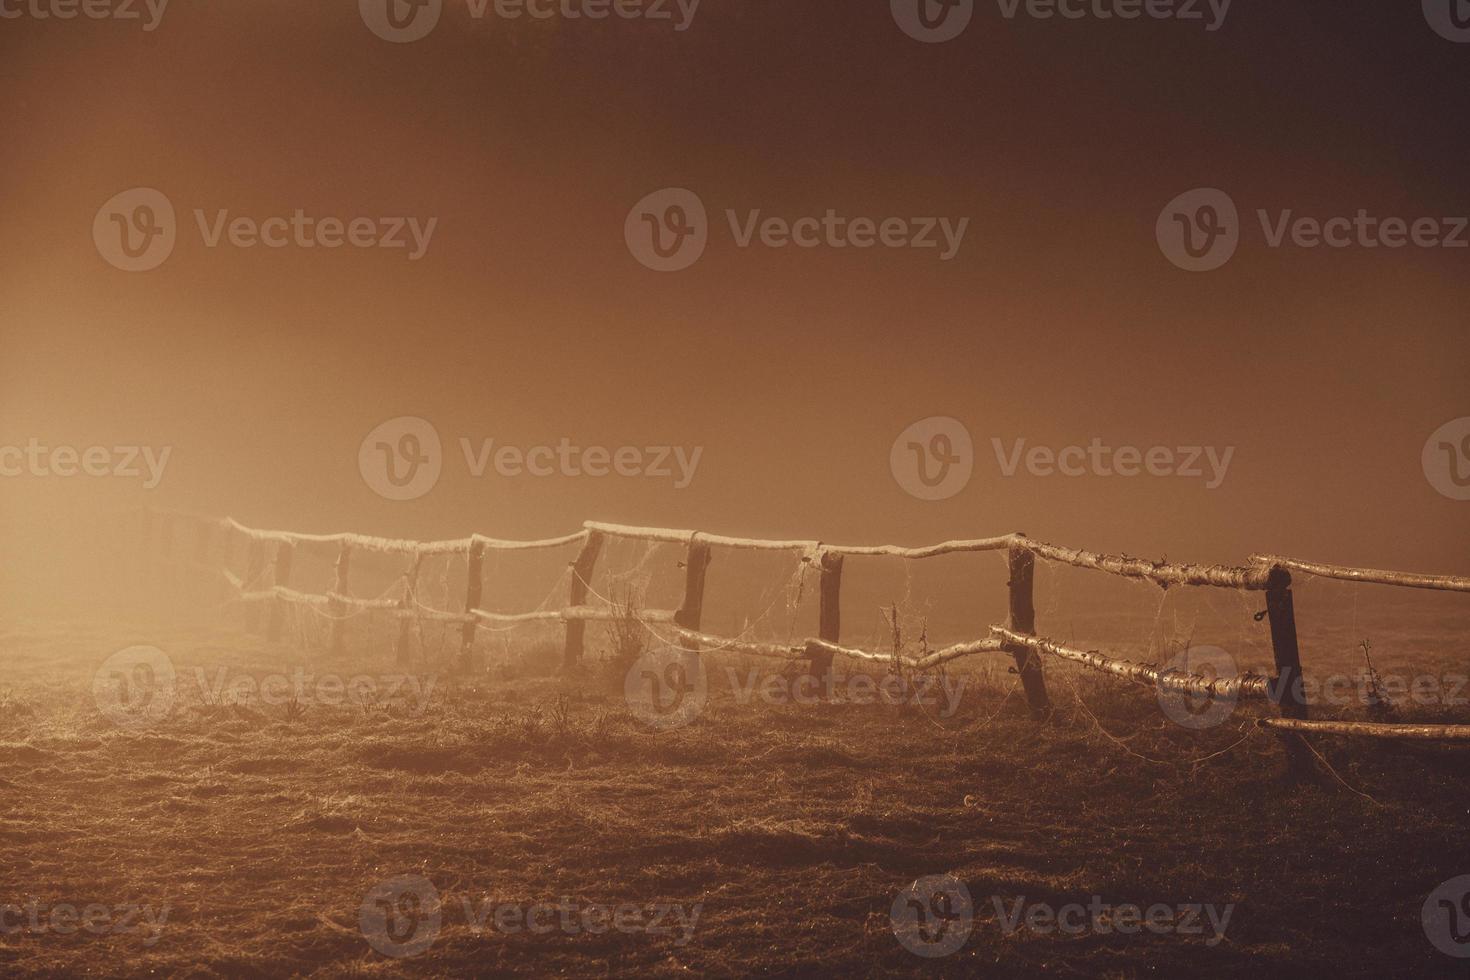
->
<box><xmin>136</xmin><ymin>508</ymin><xmax>1470</xmax><ymax>768</ymax></box>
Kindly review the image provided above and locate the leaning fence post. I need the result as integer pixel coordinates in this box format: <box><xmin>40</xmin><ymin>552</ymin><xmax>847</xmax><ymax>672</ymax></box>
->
<box><xmin>329</xmin><ymin>543</ymin><xmax>352</xmax><ymax>656</ymax></box>
<box><xmin>396</xmin><ymin>551</ymin><xmax>423</xmax><ymax>665</ymax></box>
<box><xmin>806</xmin><ymin>550</ymin><xmax>844</xmax><ymax>690</ymax></box>
<box><xmin>459</xmin><ymin>540</ymin><xmax>485</xmax><ymax>672</ymax></box>
<box><xmin>267</xmin><ymin>541</ymin><xmax>294</xmax><ymax>642</ymax></box>
<box><xmin>244</xmin><ymin>539</ymin><xmax>265</xmax><ymax>633</ymax></box>
<box><xmin>563</xmin><ymin>531</ymin><xmax>605</xmax><ymax>671</ymax></box>
<box><xmin>1006</xmin><ymin>538</ymin><xmax>1052</xmax><ymax>721</ymax></box>
<box><xmin>1265</xmin><ymin>567</ymin><xmax>1315</xmax><ymax>780</ymax></box>
<box><xmin>674</xmin><ymin>535</ymin><xmax>713</xmax><ymax>651</ymax></box>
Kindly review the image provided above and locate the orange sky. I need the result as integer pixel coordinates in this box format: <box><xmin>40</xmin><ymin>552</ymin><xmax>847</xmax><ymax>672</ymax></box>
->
<box><xmin>3</xmin><ymin>1</ymin><xmax>1468</xmax><ymax>613</ymax></box>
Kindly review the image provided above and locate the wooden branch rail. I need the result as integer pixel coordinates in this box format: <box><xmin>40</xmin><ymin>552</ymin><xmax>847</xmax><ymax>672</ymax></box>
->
<box><xmin>989</xmin><ymin>627</ymin><xmax>1274</xmax><ymax>700</ymax></box>
<box><xmin>1250</xmin><ymin>555</ymin><xmax>1470</xmax><ymax>594</ymax></box>
<box><xmin>143</xmin><ymin>510</ymin><xmax>1470</xmax><ymax>764</ymax></box>
<box><xmin>1258</xmin><ymin>718</ymin><xmax>1470</xmax><ymax>741</ymax></box>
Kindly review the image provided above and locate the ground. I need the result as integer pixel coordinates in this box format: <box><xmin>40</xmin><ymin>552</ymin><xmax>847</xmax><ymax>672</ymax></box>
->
<box><xmin>1</xmin><ymin>617</ymin><xmax>1468</xmax><ymax>978</ymax></box>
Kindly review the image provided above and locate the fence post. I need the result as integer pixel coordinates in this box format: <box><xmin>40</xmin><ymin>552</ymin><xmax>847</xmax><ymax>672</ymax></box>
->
<box><xmin>674</xmin><ymin>536</ymin><xmax>713</xmax><ymax>651</ymax></box>
<box><xmin>807</xmin><ymin>551</ymin><xmax>843</xmax><ymax>690</ymax></box>
<box><xmin>563</xmin><ymin>531</ymin><xmax>605</xmax><ymax>671</ymax></box>
<box><xmin>1265</xmin><ymin>568</ymin><xmax>1315</xmax><ymax>781</ymax></box>
<box><xmin>267</xmin><ymin>541</ymin><xmax>294</xmax><ymax>642</ymax></box>
<box><xmin>244</xmin><ymin>539</ymin><xmax>265</xmax><ymax>633</ymax></box>
<box><xmin>396</xmin><ymin>552</ymin><xmax>423</xmax><ymax>665</ymax></box>
<box><xmin>329</xmin><ymin>543</ymin><xmax>352</xmax><ymax>656</ymax></box>
<box><xmin>459</xmin><ymin>540</ymin><xmax>485</xmax><ymax>672</ymax></box>
<box><xmin>1006</xmin><ymin>539</ymin><xmax>1051</xmax><ymax>721</ymax></box>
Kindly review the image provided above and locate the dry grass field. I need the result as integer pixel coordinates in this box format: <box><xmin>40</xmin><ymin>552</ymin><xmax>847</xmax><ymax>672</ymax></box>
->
<box><xmin>2</xmin><ymin>614</ymin><xmax>1469</xmax><ymax>978</ymax></box>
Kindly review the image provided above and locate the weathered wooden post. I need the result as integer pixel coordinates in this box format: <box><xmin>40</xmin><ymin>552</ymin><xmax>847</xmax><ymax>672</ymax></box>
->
<box><xmin>396</xmin><ymin>551</ymin><xmax>423</xmax><ymax>665</ymax></box>
<box><xmin>563</xmin><ymin>531</ymin><xmax>605</xmax><ymax>671</ymax></box>
<box><xmin>806</xmin><ymin>550</ymin><xmax>844</xmax><ymax>691</ymax></box>
<box><xmin>329</xmin><ymin>542</ymin><xmax>352</xmax><ymax>656</ymax></box>
<box><xmin>243</xmin><ymin>538</ymin><xmax>265</xmax><ymax>633</ymax></box>
<box><xmin>673</xmin><ymin>536</ymin><xmax>713</xmax><ymax>650</ymax></box>
<box><xmin>459</xmin><ymin>540</ymin><xmax>485</xmax><ymax>672</ymax></box>
<box><xmin>267</xmin><ymin>540</ymin><xmax>294</xmax><ymax>642</ymax></box>
<box><xmin>1265</xmin><ymin>566</ymin><xmax>1315</xmax><ymax>780</ymax></box>
<box><xmin>1005</xmin><ymin>538</ymin><xmax>1051</xmax><ymax>721</ymax></box>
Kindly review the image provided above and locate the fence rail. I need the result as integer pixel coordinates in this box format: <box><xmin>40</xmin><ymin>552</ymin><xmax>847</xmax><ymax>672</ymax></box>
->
<box><xmin>140</xmin><ymin>509</ymin><xmax>1470</xmax><ymax>760</ymax></box>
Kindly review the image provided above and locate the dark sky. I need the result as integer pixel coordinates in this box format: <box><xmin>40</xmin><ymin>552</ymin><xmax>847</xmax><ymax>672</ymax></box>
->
<box><xmin>3</xmin><ymin>0</ymin><xmax>1469</xmax><ymax>612</ymax></box>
